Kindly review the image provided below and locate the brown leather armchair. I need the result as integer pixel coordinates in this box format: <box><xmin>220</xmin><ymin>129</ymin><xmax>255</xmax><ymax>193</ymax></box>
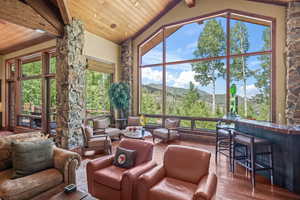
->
<box><xmin>86</xmin><ymin>138</ymin><xmax>156</xmax><ymax>200</ymax></box>
<box><xmin>137</xmin><ymin>145</ymin><xmax>217</xmax><ymax>200</ymax></box>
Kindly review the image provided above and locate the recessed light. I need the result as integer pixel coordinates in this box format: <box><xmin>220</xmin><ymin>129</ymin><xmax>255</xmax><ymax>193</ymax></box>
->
<box><xmin>110</xmin><ymin>24</ymin><xmax>117</xmax><ymax>29</ymax></box>
<box><xmin>35</xmin><ymin>29</ymin><xmax>45</xmax><ymax>33</ymax></box>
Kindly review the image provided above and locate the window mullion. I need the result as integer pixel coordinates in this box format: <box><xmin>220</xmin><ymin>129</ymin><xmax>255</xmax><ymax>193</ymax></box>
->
<box><xmin>162</xmin><ymin>27</ymin><xmax>166</xmax><ymax>127</ymax></box>
<box><xmin>226</xmin><ymin>12</ymin><xmax>231</xmax><ymax>115</ymax></box>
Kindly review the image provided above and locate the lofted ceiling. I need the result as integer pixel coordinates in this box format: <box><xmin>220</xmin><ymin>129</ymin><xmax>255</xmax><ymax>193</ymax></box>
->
<box><xmin>68</xmin><ymin>0</ymin><xmax>178</xmax><ymax>44</ymax></box>
<box><xmin>0</xmin><ymin>19</ymin><xmax>53</xmax><ymax>55</ymax></box>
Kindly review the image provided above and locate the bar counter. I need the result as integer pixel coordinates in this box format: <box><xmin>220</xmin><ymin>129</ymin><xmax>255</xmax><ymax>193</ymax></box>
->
<box><xmin>227</xmin><ymin>118</ymin><xmax>300</xmax><ymax>193</ymax></box>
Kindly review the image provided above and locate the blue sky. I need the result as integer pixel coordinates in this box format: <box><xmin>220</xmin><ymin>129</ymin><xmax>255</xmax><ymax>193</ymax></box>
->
<box><xmin>141</xmin><ymin>17</ymin><xmax>270</xmax><ymax>97</ymax></box>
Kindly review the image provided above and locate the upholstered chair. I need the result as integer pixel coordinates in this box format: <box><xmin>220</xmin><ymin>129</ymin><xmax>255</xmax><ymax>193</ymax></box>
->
<box><xmin>127</xmin><ymin>116</ymin><xmax>141</xmax><ymax>127</ymax></box>
<box><xmin>81</xmin><ymin>124</ymin><xmax>112</xmax><ymax>155</ymax></box>
<box><xmin>137</xmin><ymin>145</ymin><xmax>217</xmax><ymax>200</ymax></box>
<box><xmin>93</xmin><ymin>118</ymin><xmax>121</xmax><ymax>140</ymax></box>
<box><xmin>86</xmin><ymin>138</ymin><xmax>156</xmax><ymax>200</ymax></box>
<box><xmin>0</xmin><ymin>132</ymin><xmax>81</xmax><ymax>200</ymax></box>
<box><xmin>152</xmin><ymin>118</ymin><xmax>180</xmax><ymax>143</ymax></box>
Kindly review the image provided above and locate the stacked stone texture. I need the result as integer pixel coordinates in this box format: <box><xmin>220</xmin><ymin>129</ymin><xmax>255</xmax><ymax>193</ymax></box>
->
<box><xmin>121</xmin><ymin>39</ymin><xmax>133</xmax><ymax>115</ymax></box>
<box><xmin>56</xmin><ymin>19</ymin><xmax>86</xmax><ymax>149</ymax></box>
<box><xmin>286</xmin><ymin>2</ymin><xmax>300</xmax><ymax>125</ymax></box>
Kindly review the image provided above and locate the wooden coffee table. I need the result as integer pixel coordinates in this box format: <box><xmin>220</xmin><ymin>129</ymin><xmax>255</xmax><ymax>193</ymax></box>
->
<box><xmin>49</xmin><ymin>190</ymin><xmax>92</xmax><ymax>200</ymax></box>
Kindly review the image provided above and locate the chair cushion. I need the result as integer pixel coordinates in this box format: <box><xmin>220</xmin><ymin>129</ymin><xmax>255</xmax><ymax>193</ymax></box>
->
<box><xmin>165</xmin><ymin>119</ymin><xmax>179</xmax><ymax>129</ymax></box>
<box><xmin>11</xmin><ymin>139</ymin><xmax>54</xmax><ymax>178</ymax></box>
<box><xmin>149</xmin><ymin>177</ymin><xmax>197</xmax><ymax>200</ymax></box>
<box><xmin>153</xmin><ymin>128</ymin><xmax>178</xmax><ymax>140</ymax></box>
<box><xmin>94</xmin><ymin>118</ymin><xmax>110</xmax><ymax>129</ymax></box>
<box><xmin>85</xmin><ymin>126</ymin><xmax>94</xmax><ymax>139</ymax></box>
<box><xmin>88</xmin><ymin>137</ymin><xmax>111</xmax><ymax>148</ymax></box>
<box><xmin>0</xmin><ymin>168</ymin><xmax>63</xmax><ymax>200</ymax></box>
<box><xmin>94</xmin><ymin>165</ymin><xmax>128</xmax><ymax>190</ymax></box>
<box><xmin>105</xmin><ymin>128</ymin><xmax>121</xmax><ymax>137</ymax></box>
<box><xmin>113</xmin><ymin>147</ymin><xmax>136</xmax><ymax>169</ymax></box>
<box><xmin>128</xmin><ymin>116</ymin><xmax>140</xmax><ymax>126</ymax></box>
<box><xmin>234</xmin><ymin>135</ymin><xmax>269</xmax><ymax>145</ymax></box>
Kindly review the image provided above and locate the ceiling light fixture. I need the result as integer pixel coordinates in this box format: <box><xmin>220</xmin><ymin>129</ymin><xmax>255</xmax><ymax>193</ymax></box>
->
<box><xmin>35</xmin><ymin>29</ymin><xmax>45</xmax><ymax>33</ymax></box>
<box><xmin>110</xmin><ymin>24</ymin><xmax>117</xmax><ymax>29</ymax></box>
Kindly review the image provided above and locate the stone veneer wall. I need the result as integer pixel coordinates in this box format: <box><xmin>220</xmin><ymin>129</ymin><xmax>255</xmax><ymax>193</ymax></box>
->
<box><xmin>286</xmin><ymin>2</ymin><xmax>300</xmax><ymax>125</ymax></box>
<box><xmin>56</xmin><ymin>19</ymin><xmax>87</xmax><ymax>149</ymax></box>
<box><xmin>120</xmin><ymin>39</ymin><xmax>133</xmax><ymax>115</ymax></box>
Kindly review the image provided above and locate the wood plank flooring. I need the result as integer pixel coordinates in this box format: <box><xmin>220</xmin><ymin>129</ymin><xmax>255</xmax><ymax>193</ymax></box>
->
<box><xmin>77</xmin><ymin>139</ymin><xmax>300</xmax><ymax>200</ymax></box>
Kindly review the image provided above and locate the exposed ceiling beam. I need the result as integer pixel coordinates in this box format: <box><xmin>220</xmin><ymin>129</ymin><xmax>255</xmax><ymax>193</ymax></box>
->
<box><xmin>25</xmin><ymin>0</ymin><xmax>64</xmax><ymax>34</ymax></box>
<box><xmin>57</xmin><ymin>0</ymin><xmax>72</xmax><ymax>25</ymax></box>
<box><xmin>185</xmin><ymin>0</ymin><xmax>196</xmax><ymax>8</ymax></box>
<box><xmin>0</xmin><ymin>0</ymin><xmax>60</xmax><ymax>36</ymax></box>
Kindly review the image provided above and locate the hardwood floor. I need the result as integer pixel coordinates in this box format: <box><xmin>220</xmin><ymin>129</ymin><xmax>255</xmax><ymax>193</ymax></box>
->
<box><xmin>77</xmin><ymin>138</ymin><xmax>300</xmax><ymax>200</ymax></box>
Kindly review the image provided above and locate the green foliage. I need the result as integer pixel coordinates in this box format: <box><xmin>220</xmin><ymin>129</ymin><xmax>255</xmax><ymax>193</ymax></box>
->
<box><xmin>192</xmin><ymin>19</ymin><xmax>226</xmax><ymax>114</ymax></box>
<box><xmin>85</xmin><ymin>70</ymin><xmax>111</xmax><ymax>116</ymax></box>
<box><xmin>109</xmin><ymin>82</ymin><xmax>130</xmax><ymax>116</ymax></box>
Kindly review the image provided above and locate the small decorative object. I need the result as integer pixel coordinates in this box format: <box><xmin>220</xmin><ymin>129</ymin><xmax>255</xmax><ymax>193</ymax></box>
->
<box><xmin>64</xmin><ymin>184</ymin><xmax>77</xmax><ymax>193</ymax></box>
<box><xmin>140</xmin><ymin>115</ymin><xmax>146</xmax><ymax>127</ymax></box>
<box><xmin>141</xmin><ymin>128</ymin><xmax>145</xmax><ymax>137</ymax></box>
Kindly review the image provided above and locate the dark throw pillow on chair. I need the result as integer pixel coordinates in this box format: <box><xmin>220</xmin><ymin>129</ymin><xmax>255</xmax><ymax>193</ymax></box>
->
<box><xmin>113</xmin><ymin>147</ymin><xmax>136</xmax><ymax>169</ymax></box>
<box><xmin>11</xmin><ymin>139</ymin><xmax>54</xmax><ymax>179</ymax></box>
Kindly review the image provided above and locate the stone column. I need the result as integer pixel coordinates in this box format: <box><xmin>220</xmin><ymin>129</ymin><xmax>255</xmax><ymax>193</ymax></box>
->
<box><xmin>286</xmin><ymin>2</ymin><xmax>300</xmax><ymax>125</ymax></box>
<box><xmin>56</xmin><ymin>19</ymin><xmax>86</xmax><ymax>149</ymax></box>
<box><xmin>120</xmin><ymin>39</ymin><xmax>133</xmax><ymax>115</ymax></box>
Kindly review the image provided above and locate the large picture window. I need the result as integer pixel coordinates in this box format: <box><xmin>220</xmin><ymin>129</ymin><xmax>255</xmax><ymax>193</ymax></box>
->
<box><xmin>139</xmin><ymin>10</ymin><xmax>275</xmax><ymax>122</ymax></box>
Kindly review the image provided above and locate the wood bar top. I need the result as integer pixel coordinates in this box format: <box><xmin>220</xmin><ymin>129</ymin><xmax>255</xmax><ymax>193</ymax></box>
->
<box><xmin>224</xmin><ymin>118</ymin><xmax>300</xmax><ymax>135</ymax></box>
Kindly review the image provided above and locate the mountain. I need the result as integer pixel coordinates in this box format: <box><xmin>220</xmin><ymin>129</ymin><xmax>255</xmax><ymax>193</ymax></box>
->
<box><xmin>142</xmin><ymin>84</ymin><xmax>229</xmax><ymax>105</ymax></box>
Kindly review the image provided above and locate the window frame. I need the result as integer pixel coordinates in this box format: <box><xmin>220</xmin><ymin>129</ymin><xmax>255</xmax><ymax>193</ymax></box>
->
<box><xmin>138</xmin><ymin>9</ymin><xmax>276</xmax><ymax>122</ymax></box>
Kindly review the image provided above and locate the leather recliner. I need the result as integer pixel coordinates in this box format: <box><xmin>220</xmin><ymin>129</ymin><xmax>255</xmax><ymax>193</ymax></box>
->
<box><xmin>86</xmin><ymin>138</ymin><xmax>156</xmax><ymax>200</ymax></box>
<box><xmin>137</xmin><ymin>145</ymin><xmax>217</xmax><ymax>200</ymax></box>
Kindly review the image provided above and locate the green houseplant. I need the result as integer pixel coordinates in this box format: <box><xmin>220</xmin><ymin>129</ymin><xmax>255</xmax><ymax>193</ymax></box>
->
<box><xmin>108</xmin><ymin>82</ymin><xmax>130</xmax><ymax>118</ymax></box>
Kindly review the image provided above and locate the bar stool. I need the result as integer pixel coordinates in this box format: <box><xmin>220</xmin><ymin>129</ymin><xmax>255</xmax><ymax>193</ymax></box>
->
<box><xmin>232</xmin><ymin>131</ymin><xmax>274</xmax><ymax>187</ymax></box>
<box><xmin>215</xmin><ymin>121</ymin><xmax>235</xmax><ymax>171</ymax></box>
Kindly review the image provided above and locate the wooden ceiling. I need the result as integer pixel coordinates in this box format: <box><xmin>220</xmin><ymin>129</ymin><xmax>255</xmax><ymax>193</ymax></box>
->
<box><xmin>0</xmin><ymin>19</ymin><xmax>53</xmax><ymax>55</ymax></box>
<box><xmin>68</xmin><ymin>0</ymin><xmax>178</xmax><ymax>44</ymax></box>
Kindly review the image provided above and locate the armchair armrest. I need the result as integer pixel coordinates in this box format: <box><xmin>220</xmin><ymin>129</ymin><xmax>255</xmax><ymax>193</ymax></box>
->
<box><xmin>86</xmin><ymin>155</ymin><xmax>114</xmax><ymax>194</ymax></box>
<box><xmin>193</xmin><ymin>173</ymin><xmax>217</xmax><ymax>200</ymax></box>
<box><xmin>122</xmin><ymin>160</ymin><xmax>157</xmax><ymax>200</ymax></box>
<box><xmin>137</xmin><ymin>165</ymin><xmax>165</xmax><ymax>200</ymax></box>
<box><xmin>53</xmin><ymin>146</ymin><xmax>81</xmax><ymax>185</ymax></box>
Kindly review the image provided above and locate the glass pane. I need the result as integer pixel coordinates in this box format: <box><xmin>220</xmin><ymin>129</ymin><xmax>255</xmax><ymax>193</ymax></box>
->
<box><xmin>140</xmin><ymin>30</ymin><xmax>163</xmax><ymax>66</ymax></box>
<box><xmin>85</xmin><ymin>70</ymin><xmax>112</xmax><ymax>117</ymax></box>
<box><xmin>230</xmin><ymin>55</ymin><xmax>271</xmax><ymax>121</ymax></box>
<box><xmin>21</xmin><ymin>79</ymin><xmax>42</xmax><ymax>115</ymax></box>
<box><xmin>50</xmin><ymin>56</ymin><xmax>56</xmax><ymax>74</ymax></box>
<box><xmin>145</xmin><ymin>117</ymin><xmax>162</xmax><ymax>125</ymax></box>
<box><xmin>22</xmin><ymin>60</ymin><xmax>42</xmax><ymax>77</ymax></box>
<box><xmin>140</xmin><ymin>66</ymin><xmax>163</xmax><ymax>114</ymax></box>
<box><xmin>166</xmin><ymin>15</ymin><xmax>227</xmax><ymax>62</ymax></box>
<box><xmin>180</xmin><ymin>120</ymin><xmax>191</xmax><ymax>128</ymax></box>
<box><xmin>195</xmin><ymin>121</ymin><xmax>217</xmax><ymax>130</ymax></box>
<box><xmin>230</xmin><ymin>17</ymin><xmax>271</xmax><ymax>55</ymax></box>
<box><xmin>49</xmin><ymin>79</ymin><xmax>57</xmax><ymax>134</ymax></box>
<box><xmin>166</xmin><ymin>60</ymin><xmax>226</xmax><ymax>117</ymax></box>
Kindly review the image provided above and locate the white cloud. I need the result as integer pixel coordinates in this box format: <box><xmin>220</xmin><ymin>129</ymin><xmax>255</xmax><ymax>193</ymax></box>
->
<box><xmin>141</xmin><ymin>68</ymin><xmax>162</xmax><ymax>84</ymax></box>
<box><xmin>238</xmin><ymin>84</ymin><xmax>259</xmax><ymax>98</ymax></box>
<box><xmin>172</xmin><ymin>70</ymin><xmax>198</xmax><ymax>88</ymax></box>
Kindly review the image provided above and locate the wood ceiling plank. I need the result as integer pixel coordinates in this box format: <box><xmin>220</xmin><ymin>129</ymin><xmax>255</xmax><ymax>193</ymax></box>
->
<box><xmin>25</xmin><ymin>0</ymin><xmax>64</xmax><ymax>34</ymax></box>
<box><xmin>246</xmin><ymin>0</ymin><xmax>288</xmax><ymax>6</ymax></box>
<box><xmin>68</xmin><ymin>0</ymin><xmax>176</xmax><ymax>43</ymax></box>
<box><xmin>0</xmin><ymin>0</ymin><xmax>60</xmax><ymax>36</ymax></box>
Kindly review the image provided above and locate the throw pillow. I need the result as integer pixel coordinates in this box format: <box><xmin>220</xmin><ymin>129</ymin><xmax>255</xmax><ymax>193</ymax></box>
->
<box><xmin>11</xmin><ymin>139</ymin><xmax>54</xmax><ymax>179</ymax></box>
<box><xmin>113</xmin><ymin>147</ymin><xmax>136</xmax><ymax>169</ymax></box>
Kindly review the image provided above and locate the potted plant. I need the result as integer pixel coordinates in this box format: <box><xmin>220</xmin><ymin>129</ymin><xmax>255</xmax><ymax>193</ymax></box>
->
<box><xmin>108</xmin><ymin>82</ymin><xmax>130</xmax><ymax>119</ymax></box>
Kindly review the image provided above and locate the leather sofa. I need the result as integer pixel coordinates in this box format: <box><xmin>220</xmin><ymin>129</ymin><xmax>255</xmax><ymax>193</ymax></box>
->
<box><xmin>87</xmin><ymin>138</ymin><xmax>156</xmax><ymax>200</ymax></box>
<box><xmin>137</xmin><ymin>145</ymin><xmax>217</xmax><ymax>200</ymax></box>
<box><xmin>0</xmin><ymin>132</ymin><xmax>81</xmax><ymax>200</ymax></box>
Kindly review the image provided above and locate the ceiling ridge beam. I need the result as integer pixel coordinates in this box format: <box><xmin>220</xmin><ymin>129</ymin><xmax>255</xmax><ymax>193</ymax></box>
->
<box><xmin>25</xmin><ymin>0</ymin><xmax>64</xmax><ymax>34</ymax></box>
<box><xmin>57</xmin><ymin>0</ymin><xmax>72</xmax><ymax>25</ymax></box>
